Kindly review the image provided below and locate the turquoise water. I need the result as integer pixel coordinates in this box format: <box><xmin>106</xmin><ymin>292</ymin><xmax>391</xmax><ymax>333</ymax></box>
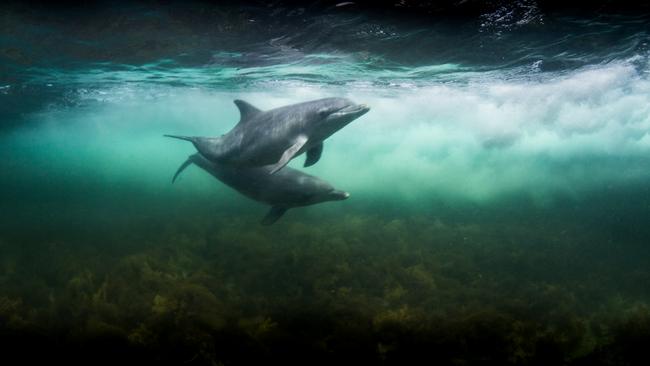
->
<box><xmin>2</xmin><ymin>2</ymin><xmax>650</xmax><ymax>364</ymax></box>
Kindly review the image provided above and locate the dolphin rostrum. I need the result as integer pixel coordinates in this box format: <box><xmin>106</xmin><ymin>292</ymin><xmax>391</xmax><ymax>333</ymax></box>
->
<box><xmin>172</xmin><ymin>154</ymin><xmax>350</xmax><ymax>225</ymax></box>
<box><xmin>165</xmin><ymin>97</ymin><xmax>369</xmax><ymax>174</ymax></box>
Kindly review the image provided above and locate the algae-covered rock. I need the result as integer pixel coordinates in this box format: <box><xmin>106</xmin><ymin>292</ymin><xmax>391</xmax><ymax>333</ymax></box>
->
<box><xmin>85</xmin><ymin>318</ymin><xmax>127</xmax><ymax>339</ymax></box>
<box><xmin>0</xmin><ymin>296</ymin><xmax>25</xmax><ymax>329</ymax></box>
<box><xmin>168</xmin><ymin>282</ymin><xmax>227</xmax><ymax>330</ymax></box>
<box><xmin>151</xmin><ymin>294</ymin><xmax>177</xmax><ymax>316</ymax></box>
<box><xmin>128</xmin><ymin>322</ymin><xmax>156</xmax><ymax>346</ymax></box>
<box><xmin>239</xmin><ymin>316</ymin><xmax>278</xmax><ymax>340</ymax></box>
<box><xmin>373</xmin><ymin>305</ymin><xmax>425</xmax><ymax>331</ymax></box>
<box><xmin>383</xmin><ymin>284</ymin><xmax>408</xmax><ymax>305</ymax></box>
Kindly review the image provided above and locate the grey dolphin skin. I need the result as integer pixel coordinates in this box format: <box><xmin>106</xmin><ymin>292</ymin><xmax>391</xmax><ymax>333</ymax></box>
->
<box><xmin>165</xmin><ymin>97</ymin><xmax>370</xmax><ymax>174</ymax></box>
<box><xmin>173</xmin><ymin>154</ymin><xmax>350</xmax><ymax>225</ymax></box>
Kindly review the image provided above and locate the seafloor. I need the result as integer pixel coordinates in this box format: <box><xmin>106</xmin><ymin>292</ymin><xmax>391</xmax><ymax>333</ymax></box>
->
<box><xmin>2</xmin><ymin>201</ymin><xmax>650</xmax><ymax>365</ymax></box>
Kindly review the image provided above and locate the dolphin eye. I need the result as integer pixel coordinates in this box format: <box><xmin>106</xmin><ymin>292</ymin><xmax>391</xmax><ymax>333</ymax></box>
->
<box><xmin>317</xmin><ymin>109</ymin><xmax>330</xmax><ymax>118</ymax></box>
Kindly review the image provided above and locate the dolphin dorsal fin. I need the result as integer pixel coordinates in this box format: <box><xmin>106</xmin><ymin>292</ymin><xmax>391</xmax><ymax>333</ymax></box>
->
<box><xmin>234</xmin><ymin>99</ymin><xmax>261</xmax><ymax>124</ymax></box>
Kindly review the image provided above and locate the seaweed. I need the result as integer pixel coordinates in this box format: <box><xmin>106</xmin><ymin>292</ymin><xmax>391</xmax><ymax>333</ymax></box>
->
<box><xmin>1</xmin><ymin>214</ymin><xmax>650</xmax><ymax>365</ymax></box>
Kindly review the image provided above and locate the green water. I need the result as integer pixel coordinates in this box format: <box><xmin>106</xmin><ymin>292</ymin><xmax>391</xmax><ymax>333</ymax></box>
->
<box><xmin>2</xmin><ymin>1</ymin><xmax>650</xmax><ymax>364</ymax></box>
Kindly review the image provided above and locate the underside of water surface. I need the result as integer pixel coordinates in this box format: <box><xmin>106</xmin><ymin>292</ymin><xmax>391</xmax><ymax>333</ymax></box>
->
<box><xmin>2</xmin><ymin>1</ymin><xmax>650</xmax><ymax>365</ymax></box>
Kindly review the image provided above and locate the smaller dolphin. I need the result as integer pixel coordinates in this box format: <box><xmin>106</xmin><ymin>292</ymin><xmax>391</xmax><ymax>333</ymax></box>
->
<box><xmin>173</xmin><ymin>154</ymin><xmax>350</xmax><ymax>225</ymax></box>
<box><xmin>165</xmin><ymin>97</ymin><xmax>369</xmax><ymax>174</ymax></box>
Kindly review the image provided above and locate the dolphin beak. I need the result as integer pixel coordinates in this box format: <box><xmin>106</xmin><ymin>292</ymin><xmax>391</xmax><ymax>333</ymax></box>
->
<box><xmin>330</xmin><ymin>190</ymin><xmax>350</xmax><ymax>200</ymax></box>
<box><xmin>356</xmin><ymin>104</ymin><xmax>370</xmax><ymax>115</ymax></box>
<box><xmin>333</xmin><ymin>104</ymin><xmax>370</xmax><ymax>118</ymax></box>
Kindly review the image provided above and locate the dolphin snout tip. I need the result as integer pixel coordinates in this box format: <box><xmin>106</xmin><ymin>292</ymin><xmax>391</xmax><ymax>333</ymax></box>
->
<box><xmin>330</xmin><ymin>190</ymin><xmax>350</xmax><ymax>200</ymax></box>
<box><xmin>358</xmin><ymin>104</ymin><xmax>370</xmax><ymax>115</ymax></box>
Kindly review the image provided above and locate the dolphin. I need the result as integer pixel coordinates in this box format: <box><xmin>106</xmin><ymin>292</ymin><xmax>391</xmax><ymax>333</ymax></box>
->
<box><xmin>172</xmin><ymin>153</ymin><xmax>350</xmax><ymax>225</ymax></box>
<box><xmin>165</xmin><ymin>97</ymin><xmax>370</xmax><ymax>174</ymax></box>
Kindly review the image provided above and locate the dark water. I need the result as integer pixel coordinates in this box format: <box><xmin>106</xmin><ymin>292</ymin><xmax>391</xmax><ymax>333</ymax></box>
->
<box><xmin>2</xmin><ymin>1</ymin><xmax>650</xmax><ymax>364</ymax></box>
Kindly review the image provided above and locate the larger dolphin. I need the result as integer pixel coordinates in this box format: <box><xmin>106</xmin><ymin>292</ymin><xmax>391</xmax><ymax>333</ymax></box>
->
<box><xmin>165</xmin><ymin>97</ymin><xmax>369</xmax><ymax>174</ymax></box>
<box><xmin>172</xmin><ymin>154</ymin><xmax>350</xmax><ymax>225</ymax></box>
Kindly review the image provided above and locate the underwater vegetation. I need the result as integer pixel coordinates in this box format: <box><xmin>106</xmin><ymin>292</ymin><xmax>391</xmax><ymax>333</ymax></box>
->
<box><xmin>1</xmin><ymin>212</ymin><xmax>650</xmax><ymax>365</ymax></box>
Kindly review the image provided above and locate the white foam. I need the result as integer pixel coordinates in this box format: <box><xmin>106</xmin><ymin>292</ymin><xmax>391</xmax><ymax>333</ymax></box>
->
<box><xmin>10</xmin><ymin>59</ymin><xmax>650</xmax><ymax>206</ymax></box>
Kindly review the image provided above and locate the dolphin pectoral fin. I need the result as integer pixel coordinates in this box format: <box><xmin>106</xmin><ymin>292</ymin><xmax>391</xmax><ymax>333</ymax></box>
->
<box><xmin>304</xmin><ymin>142</ymin><xmax>323</xmax><ymax>167</ymax></box>
<box><xmin>172</xmin><ymin>156</ymin><xmax>195</xmax><ymax>184</ymax></box>
<box><xmin>261</xmin><ymin>206</ymin><xmax>288</xmax><ymax>225</ymax></box>
<box><xmin>268</xmin><ymin>136</ymin><xmax>308</xmax><ymax>174</ymax></box>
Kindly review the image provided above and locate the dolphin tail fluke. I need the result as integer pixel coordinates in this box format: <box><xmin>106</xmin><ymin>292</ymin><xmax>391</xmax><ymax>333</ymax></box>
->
<box><xmin>172</xmin><ymin>156</ymin><xmax>195</xmax><ymax>184</ymax></box>
<box><xmin>261</xmin><ymin>206</ymin><xmax>288</xmax><ymax>225</ymax></box>
<box><xmin>164</xmin><ymin>134</ymin><xmax>195</xmax><ymax>143</ymax></box>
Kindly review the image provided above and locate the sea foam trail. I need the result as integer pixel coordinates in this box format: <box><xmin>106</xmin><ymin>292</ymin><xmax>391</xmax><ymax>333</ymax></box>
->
<box><xmin>320</xmin><ymin>62</ymin><xmax>650</xmax><ymax>203</ymax></box>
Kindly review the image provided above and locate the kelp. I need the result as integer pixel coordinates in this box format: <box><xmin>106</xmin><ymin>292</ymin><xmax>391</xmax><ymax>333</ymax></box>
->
<box><xmin>0</xmin><ymin>214</ymin><xmax>649</xmax><ymax>365</ymax></box>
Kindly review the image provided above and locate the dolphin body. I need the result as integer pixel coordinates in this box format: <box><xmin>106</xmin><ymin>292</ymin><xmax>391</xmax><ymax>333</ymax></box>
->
<box><xmin>165</xmin><ymin>97</ymin><xmax>369</xmax><ymax>174</ymax></box>
<box><xmin>173</xmin><ymin>154</ymin><xmax>350</xmax><ymax>225</ymax></box>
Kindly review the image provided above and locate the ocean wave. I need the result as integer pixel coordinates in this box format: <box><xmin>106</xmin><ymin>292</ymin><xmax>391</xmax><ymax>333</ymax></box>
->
<box><xmin>3</xmin><ymin>57</ymin><xmax>648</xmax><ymax>206</ymax></box>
